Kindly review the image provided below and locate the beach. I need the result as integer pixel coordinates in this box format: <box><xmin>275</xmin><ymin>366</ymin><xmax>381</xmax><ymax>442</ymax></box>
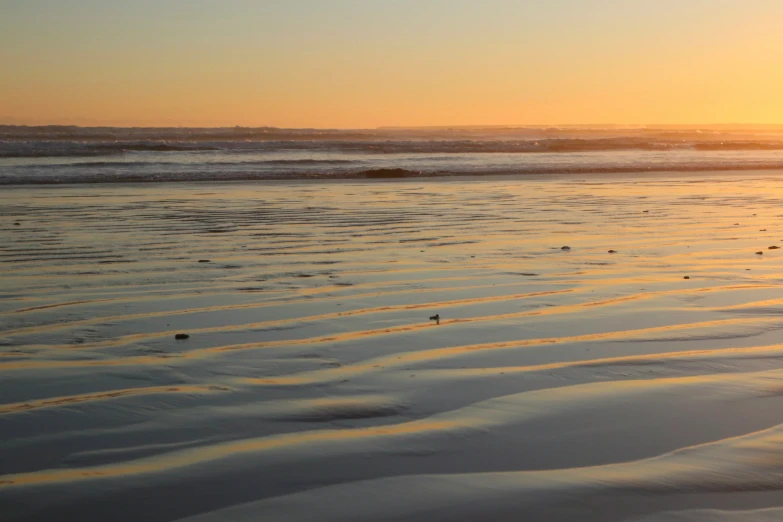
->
<box><xmin>1</xmin><ymin>172</ymin><xmax>783</xmax><ymax>521</ymax></box>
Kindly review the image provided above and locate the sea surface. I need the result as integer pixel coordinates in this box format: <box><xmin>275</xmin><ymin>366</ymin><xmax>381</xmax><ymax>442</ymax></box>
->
<box><xmin>6</xmin><ymin>125</ymin><xmax>783</xmax><ymax>183</ymax></box>
<box><xmin>1</xmin><ymin>171</ymin><xmax>783</xmax><ymax>521</ymax></box>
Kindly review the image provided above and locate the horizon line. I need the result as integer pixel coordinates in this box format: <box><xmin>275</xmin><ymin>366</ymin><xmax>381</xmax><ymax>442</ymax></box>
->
<box><xmin>5</xmin><ymin>122</ymin><xmax>783</xmax><ymax>131</ymax></box>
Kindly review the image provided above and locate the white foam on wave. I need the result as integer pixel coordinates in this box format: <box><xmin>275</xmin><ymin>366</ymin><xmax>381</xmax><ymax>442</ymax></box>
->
<box><xmin>6</xmin><ymin>128</ymin><xmax>783</xmax><ymax>184</ymax></box>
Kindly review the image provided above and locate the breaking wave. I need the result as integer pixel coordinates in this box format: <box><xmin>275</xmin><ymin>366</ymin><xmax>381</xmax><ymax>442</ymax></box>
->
<box><xmin>4</xmin><ymin>125</ymin><xmax>783</xmax><ymax>184</ymax></box>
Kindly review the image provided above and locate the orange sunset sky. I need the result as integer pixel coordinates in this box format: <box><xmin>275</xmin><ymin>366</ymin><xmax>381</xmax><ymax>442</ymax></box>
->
<box><xmin>2</xmin><ymin>0</ymin><xmax>783</xmax><ymax>128</ymax></box>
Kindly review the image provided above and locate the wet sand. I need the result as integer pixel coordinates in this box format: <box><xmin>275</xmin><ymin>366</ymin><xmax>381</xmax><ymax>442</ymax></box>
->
<box><xmin>1</xmin><ymin>172</ymin><xmax>782</xmax><ymax>521</ymax></box>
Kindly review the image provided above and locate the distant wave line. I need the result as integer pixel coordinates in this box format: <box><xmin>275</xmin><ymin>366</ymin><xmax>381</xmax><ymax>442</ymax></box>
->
<box><xmin>5</xmin><ymin>163</ymin><xmax>783</xmax><ymax>185</ymax></box>
<box><xmin>6</xmin><ymin>138</ymin><xmax>783</xmax><ymax>158</ymax></box>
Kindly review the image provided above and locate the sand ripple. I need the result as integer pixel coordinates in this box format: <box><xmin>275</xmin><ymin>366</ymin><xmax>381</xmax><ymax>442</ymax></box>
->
<box><xmin>2</xmin><ymin>175</ymin><xmax>783</xmax><ymax>521</ymax></box>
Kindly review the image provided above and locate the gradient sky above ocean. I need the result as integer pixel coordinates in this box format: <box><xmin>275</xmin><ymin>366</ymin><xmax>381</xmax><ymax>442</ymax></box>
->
<box><xmin>2</xmin><ymin>0</ymin><xmax>783</xmax><ymax>127</ymax></box>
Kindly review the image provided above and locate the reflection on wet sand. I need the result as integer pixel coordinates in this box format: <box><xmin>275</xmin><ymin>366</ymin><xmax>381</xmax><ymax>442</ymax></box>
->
<box><xmin>2</xmin><ymin>174</ymin><xmax>783</xmax><ymax>521</ymax></box>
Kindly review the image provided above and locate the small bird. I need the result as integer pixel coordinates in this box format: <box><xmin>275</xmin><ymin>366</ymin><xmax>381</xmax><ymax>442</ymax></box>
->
<box><xmin>429</xmin><ymin>314</ymin><xmax>440</xmax><ymax>324</ymax></box>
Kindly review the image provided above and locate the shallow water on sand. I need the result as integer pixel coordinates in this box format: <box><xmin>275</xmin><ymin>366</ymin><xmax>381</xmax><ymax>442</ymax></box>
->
<box><xmin>1</xmin><ymin>173</ymin><xmax>783</xmax><ymax>521</ymax></box>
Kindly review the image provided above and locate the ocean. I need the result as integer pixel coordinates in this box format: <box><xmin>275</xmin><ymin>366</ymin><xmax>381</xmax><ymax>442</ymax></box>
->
<box><xmin>5</xmin><ymin>125</ymin><xmax>783</xmax><ymax>184</ymax></box>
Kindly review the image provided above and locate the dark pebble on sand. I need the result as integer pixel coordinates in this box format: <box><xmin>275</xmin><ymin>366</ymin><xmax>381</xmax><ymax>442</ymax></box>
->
<box><xmin>561</xmin><ymin>246</ymin><xmax>571</xmax><ymax>250</ymax></box>
<box><xmin>683</xmin><ymin>276</ymin><xmax>690</xmax><ymax>279</ymax></box>
<box><xmin>174</xmin><ymin>333</ymin><xmax>190</xmax><ymax>340</ymax></box>
<box><xmin>756</xmin><ymin>251</ymin><xmax>764</xmax><ymax>255</ymax></box>
<box><xmin>608</xmin><ymin>250</ymin><xmax>617</xmax><ymax>253</ymax></box>
<box><xmin>198</xmin><ymin>259</ymin><xmax>211</xmax><ymax>263</ymax></box>
<box><xmin>643</xmin><ymin>210</ymin><xmax>649</xmax><ymax>213</ymax></box>
<box><xmin>769</xmin><ymin>246</ymin><xmax>780</xmax><ymax>250</ymax></box>
<box><xmin>13</xmin><ymin>222</ymin><xmax>20</xmax><ymax>226</ymax></box>
<box><xmin>760</xmin><ymin>229</ymin><xmax>767</xmax><ymax>231</ymax></box>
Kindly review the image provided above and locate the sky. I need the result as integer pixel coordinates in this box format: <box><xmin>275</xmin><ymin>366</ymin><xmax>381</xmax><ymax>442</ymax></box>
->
<box><xmin>2</xmin><ymin>0</ymin><xmax>783</xmax><ymax>128</ymax></box>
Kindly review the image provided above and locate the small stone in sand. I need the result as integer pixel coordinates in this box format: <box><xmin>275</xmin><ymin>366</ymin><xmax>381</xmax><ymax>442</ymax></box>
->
<box><xmin>756</xmin><ymin>251</ymin><xmax>764</xmax><ymax>255</ymax></box>
<box><xmin>198</xmin><ymin>260</ymin><xmax>211</xmax><ymax>263</ymax></box>
<box><xmin>643</xmin><ymin>210</ymin><xmax>649</xmax><ymax>213</ymax></box>
<box><xmin>175</xmin><ymin>333</ymin><xmax>190</xmax><ymax>340</ymax></box>
<box><xmin>769</xmin><ymin>246</ymin><xmax>780</xmax><ymax>250</ymax></box>
<box><xmin>683</xmin><ymin>276</ymin><xmax>690</xmax><ymax>279</ymax></box>
<box><xmin>561</xmin><ymin>246</ymin><xmax>571</xmax><ymax>250</ymax></box>
<box><xmin>760</xmin><ymin>229</ymin><xmax>767</xmax><ymax>231</ymax></box>
<box><xmin>608</xmin><ymin>250</ymin><xmax>617</xmax><ymax>253</ymax></box>
<box><xmin>13</xmin><ymin>222</ymin><xmax>20</xmax><ymax>226</ymax></box>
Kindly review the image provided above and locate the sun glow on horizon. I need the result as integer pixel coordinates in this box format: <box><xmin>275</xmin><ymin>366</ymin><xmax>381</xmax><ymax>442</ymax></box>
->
<box><xmin>2</xmin><ymin>0</ymin><xmax>783</xmax><ymax>128</ymax></box>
